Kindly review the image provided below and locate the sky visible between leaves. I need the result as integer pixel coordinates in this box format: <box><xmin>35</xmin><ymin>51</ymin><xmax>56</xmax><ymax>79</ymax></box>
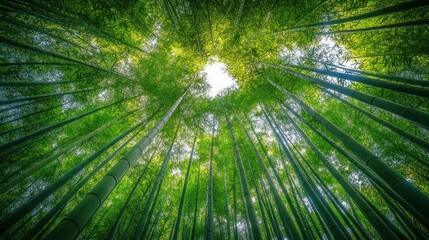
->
<box><xmin>201</xmin><ymin>58</ymin><xmax>237</xmax><ymax>98</ymax></box>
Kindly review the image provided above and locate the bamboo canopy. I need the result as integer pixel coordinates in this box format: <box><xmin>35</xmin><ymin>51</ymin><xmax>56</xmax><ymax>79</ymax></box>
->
<box><xmin>1</xmin><ymin>0</ymin><xmax>429</xmax><ymax>239</ymax></box>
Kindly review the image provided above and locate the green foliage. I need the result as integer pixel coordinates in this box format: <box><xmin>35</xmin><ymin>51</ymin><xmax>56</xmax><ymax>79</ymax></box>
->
<box><xmin>1</xmin><ymin>0</ymin><xmax>429</xmax><ymax>239</ymax></box>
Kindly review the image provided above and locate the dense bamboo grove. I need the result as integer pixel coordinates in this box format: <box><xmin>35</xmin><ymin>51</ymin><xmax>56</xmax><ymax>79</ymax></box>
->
<box><xmin>1</xmin><ymin>0</ymin><xmax>429</xmax><ymax>239</ymax></box>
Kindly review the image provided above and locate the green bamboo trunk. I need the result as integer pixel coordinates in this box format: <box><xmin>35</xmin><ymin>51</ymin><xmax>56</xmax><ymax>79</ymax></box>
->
<box><xmin>190</xmin><ymin>159</ymin><xmax>201</xmax><ymax>240</ymax></box>
<box><xmin>0</xmin><ymin>35</ymin><xmax>128</xmax><ymax>78</ymax></box>
<box><xmin>0</xmin><ymin>98</ymin><xmax>125</xmax><ymax>152</ymax></box>
<box><xmin>23</xmin><ymin>128</ymin><xmax>144</xmax><ymax>239</ymax></box>
<box><xmin>0</xmin><ymin>111</ymin><xmax>154</xmax><ymax>234</ymax></box>
<box><xmin>268</xmin><ymin>79</ymin><xmax>429</xmax><ymax>230</ymax></box>
<box><xmin>265</xmin><ymin>109</ymin><xmax>350</xmax><ymax>240</ymax></box>
<box><xmin>44</xmin><ymin>88</ymin><xmax>189</xmax><ymax>240</ymax></box>
<box><xmin>226</xmin><ymin>115</ymin><xmax>263</xmax><ymax>239</ymax></box>
<box><xmin>263</xmin><ymin>63</ymin><xmax>429</xmax><ymax>129</ymax></box>
<box><xmin>285</xmin><ymin>111</ymin><xmax>400</xmax><ymax>239</ymax></box>
<box><xmin>205</xmin><ymin>122</ymin><xmax>215</xmax><ymax>240</ymax></box>
<box><xmin>325</xmin><ymin>91</ymin><xmax>429</xmax><ymax>152</ymax></box>
<box><xmin>239</xmin><ymin>117</ymin><xmax>301</xmax><ymax>239</ymax></box>
<box><xmin>284</xmin><ymin>104</ymin><xmax>429</xmax><ymax>231</ymax></box>
<box><xmin>0</xmin><ymin>88</ymin><xmax>96</xmax><ymax>105</ymax></box>
<box><xmin>283</xmin><ymin>1</ymin><xmax>429</xmax><ymax>31</ymax></box>
<box><xmin>107</xmin><ymin>144</ymin><xmax>159</xmax><ymax>240</ymax></box>
<box><xmin>312</xmin><ymin>61</ymin><xmax>429</xmax><ymax>87</ymax></box>
<box><xmin>0</xmin><ymin>110</ymin><xmax>136</xmax><ymax>194</ymax></box>
<box><xmin>285</xmin><ymin>63</ymin><xmax>429</xmax><ymax>98</ymax></box>
<box><xmin>321</xmin><ymin>19</ymin><xmax>429</xmax><ymax>35</ymax></box>
<box><xmin>172</xmin><ymin>134</ymin><xmax>196</xmax><ymax>240</ymax></box>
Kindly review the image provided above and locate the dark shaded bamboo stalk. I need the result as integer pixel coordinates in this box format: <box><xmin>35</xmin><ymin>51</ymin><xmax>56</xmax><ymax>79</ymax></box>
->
<box><xmin>226</xmin><ymin>114</ymin><xmax>263</xmax><ymax>239</ymax></box>
<box><xmin>279</xmin><ymin>1</ymin><xmax>429</xmax><ymax>32</ymax></box>
<box><xmin>313</xmin><ymin>61</ymin><xmax>429</xmax><ymax>87</ymax></box>
<box><xmin>0</xmin><ymin>110</ymin><xmax>136</xmax><ymax>194</ymax></box>
<box><xmin>267</xmin><ymin>78</ymin><xmax>429</xmax><ymax>215</ymax></box>
<box><xmin>190</xmin><ymin>158</ymin><xmax>201</xmax><ymax>240</ymax></box>
<box><xmin>0</xmin><ymin>80</ymin><xmax>82</xmax><ymax>87</ymax></box>
<box><xmin>245</xmin><ymin>150</ymin><xmax>273</xmax><ymax>239</ymax></box>
<box><xmin>205</xmin><ymin>121</ymin><xmax>215</xmax><ymax>240</ymax></box>
<box><xmin>172</xmin><ymin>133</ymin><xmax>197</xmax><ymax>240</ymax></box>
<box><xmin>262</xmin><ymin>64</ymin><xmax>429</xmax><ymax>129</ymax></box>
<box><xmin>325</xmin><ymin>90</ymin><xmax>429</xmax><ymax>153</ymax></box>
<box><xmin>3</xmin><ymin>0</ymin><xmax>148</xmax><ymax>55</ymax></box>
<box><xmin>0</xmin><ymin>104</ymin><xmax>61</xmax><ymax>126</ymax></box>
<box><xmin>264</xmin><ymin>108</ymin><xmax>350</xmax><ymax>239</ymax></box>
<box><xmin>259</xmin><ymin>177</ymin><xmax>283</xmax><ymax>239</ymax></box>
<box><xmin>0</xmin><ymin>35</ymin><xmax>130</xmax><ymax>79</ymax></box>
<box><xmin>285</xmin><ymin>63</ymin><xmax>429</xmax><ymax>98</ymax></box>
<box><xmin>270</xmin><ymin>81</ymin><xmax>429</xmax><ymax>231</ymax></box>
<box><xmin>106</xmin><ymin>144</ymin><xmax>160</xmax><ymax>240</ymax></box>
<box><xmin>0</xmin><ymin>88</ymin><xmax>96</xmax><ymax>105</ymax></box>
<box><xmin>45</xmin><ymin>88</ymin><xmax>189</xmax><ymax>240</ymax></box>
<box><xmin>320</xmin><ymin>19</ymin><xmax>429</xmax><ymax>35</ymax></box>
<box><xmin>284</xmin><ymin>111</ymin><xmax>400</xmax><ymax>239</ymax></box>
<box><xmin>23</xmin><ymin>127</ymin><xmax>146</xmax><ymax>239</ymax></box>
<box><xmin>0</xmin><ymin>111</ymin><xmax>154</xmax><ymax>235</ymax></box>
<box><xmin>0</xmin><ymin>62</ymin><xmax>77</xmax><ymax>67</ymax></box>
<box><xmin>284</xmin><ymin>104</ymin><xmax>429</xmax><ymax>231</ymax></box>
<box><xmin>0</xmin><ymin>98</ymin><xmax>125</xmax><ymax>152</ymax></box>
<box><xmin>223</xmin><ymin>162</ymin><xmax>232</xmax><ymax>240</ymax></box>
<box><xmin>239</xmin><ymin>117</ymin><xmax>302</xmax><ymax>239</ymax></box>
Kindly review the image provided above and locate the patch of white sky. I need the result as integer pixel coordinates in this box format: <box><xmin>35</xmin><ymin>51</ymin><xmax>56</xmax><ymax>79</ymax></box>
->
<box><xmin>164</xmin><ymin>130</ymin><xmax>200</xmax><ymax>179</ymax></box>
<box><xmin>61</xmin><ymin>95</ymin><xmax>82</xmax><ymax>112</ymax></box>
<box><xmin>200</xmin><ymin>113</ymin><xmax>221</xmax><ymax>136</ymax></box>
<box><xmin>235</xmin><ymin>222</ymin><xmax>247</xmax><ymax>233</ymax></box>
<box><xmin>117</xmin><ymin>55</ymin><xmax>133</xmax><ymax>76</ymax></box>
<box><xmin>143</xmin><ymin>22</ymin><xmax>161</xmax><ymax>52</ymax></box>
<box><xmin>279</xmin><ymin>33</ymin><xmax>360</xmax><ymax>88</ymax></box>
<box><xmin>247</xmin><ymin>110</ymin><xmax>306</xmax><ymax>178</ymax></box>
<box><xmin>302</xmin><ymin>196</ymin><xmax>314</xmax><ymax>213</ymax></box>
<box><xmin>171</xmin><ymin>167</ymin><xmax>183</xmax><ymax>178</ymax></box>
<box><xmin>89</xmin><ymin>38</ymin><xmax>100</xmax><ymax>54</ymax></box>
<box><xmin>328</xmin><ymin>153</ymin><xmax>341</xmax><ymax>169</ymax></box>
<box><xmin>98</xmin><ymin>89</ymin><xmax>112</xmax><ymax>102</ymax></box>
<box><xmin>33</xmin><ymin>33</ymin><xmax>54</xmax><ymax>49</ymax></box>
<box><xmin>48</xmin><ymin>69</ymin><xmax>63</xmax><ymax>82</ymax></box>
<box><xmin>348</xmin><ymin>172</ymin><xmax>365</xmax><ymax>189</ymax></box>
<box><xmin>200</xmin><ymin>57</ymin><xmax>238</xmax><ymax>98</ymax></box>
<box><xmin>24</xmin><ymin>69</ymin><xmax>63</xmax><ymax>83</ymax></box>
<box><xmin>280</xmin><ymin>45</ymin><xmax>305</xmax><ymax>64</ymax></box>
<box><xmin>173</xmin><ymin>133</ymin><xmax>198</xmax><ymax>162</ymax></box>
<box><xmin>247</xmin><ymin>110</ymin><xmax>300</xmax><ymax>154</ymax></box>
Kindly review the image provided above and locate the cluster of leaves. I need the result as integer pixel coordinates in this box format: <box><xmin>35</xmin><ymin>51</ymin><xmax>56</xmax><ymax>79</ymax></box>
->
<box><xmin>1</xmin><ymin>0</ymin><xmax>429</xmax><ymax>239</ymax></box>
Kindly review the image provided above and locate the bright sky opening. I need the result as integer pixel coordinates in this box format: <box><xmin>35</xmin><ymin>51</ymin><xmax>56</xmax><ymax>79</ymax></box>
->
<box><xmin>202</xmin><ymin>59</ymin><xmax>237</xmax><ymax>98</ymax></box>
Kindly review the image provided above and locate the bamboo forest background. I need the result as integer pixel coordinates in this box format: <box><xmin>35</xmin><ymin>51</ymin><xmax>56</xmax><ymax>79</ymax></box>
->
<box><xmin>1</xmin><ymin>0</ymin><xmax>429</xmax><ymax>239</ymax></box>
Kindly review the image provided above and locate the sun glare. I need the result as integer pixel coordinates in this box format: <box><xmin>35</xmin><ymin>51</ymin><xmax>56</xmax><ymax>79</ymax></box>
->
<box><xmin>201</xmin><ymin>58</ymin><xmax>237</xmax><ymax>98</ymax></box>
